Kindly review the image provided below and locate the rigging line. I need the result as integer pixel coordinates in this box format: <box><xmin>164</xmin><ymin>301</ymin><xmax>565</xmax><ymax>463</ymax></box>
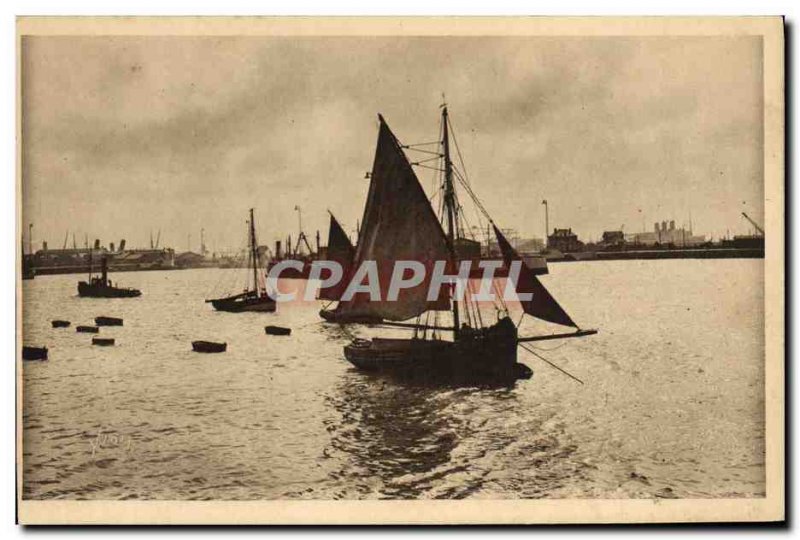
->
<box><xmin>402</xmin><ymin>147</ymin><xmax>444</xmax><ymax>157</ymax></box>
<box><xmin>519</xmin><ymin>343</ymin><xmax>584</xmax><ymax>385</ymax></box>
<box><xmin>447</xmin><ymin>115</ymin><xmax>472</xmax><ymax>187</ymax></box>
<box><xmin>401</xmin><ymin>141</ymin><xmax>441</xmax><ymax>148</ymax></box>
<box><xmin>453</xmin><ymin>168</ymin><xmax>492</xmax><ymax>220</ymax></box>
<box><xmin>491</xmin><ymin>276</ymin><xmax>508</xmax><ymax>313</ymax></box>
<box><xmin>467</xmin><ymin>278</ymin><xmax>484</xmax><ymax>328</ymax></box>
<box><xmin>410</xmin><ymin>155</ymin><xmax>443</xmax><ymax>166</ymax></box>
<box><xmin>413</xmin><ymin>163</ymin><xmax>446</xmax><ymax>173</ymax></box>
<box><xmin>528</xmin><ymin>341</ymin><xmax>570</xmax><ymax>352</ymax></box>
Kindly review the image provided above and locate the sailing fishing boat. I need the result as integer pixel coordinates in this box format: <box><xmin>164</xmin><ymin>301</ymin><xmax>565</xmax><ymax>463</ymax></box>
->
<box><xmin>319</xmin><ymin>212</ymin><xmax>383</xmax><ymax>324</ymax></box>
<box><xmin>78</xmin><ymin>253</ymin><xmax>141</xmax><ymax>298</ymax></box>
<box><xmin>341</xmin><ymin>107</ymin><xmax>596</xmax><ymax>383</ymax></box>
<box><xmin>206</xmin><ymin>208</ymin><xmax>276</xmax><ymax>313</ymax></box>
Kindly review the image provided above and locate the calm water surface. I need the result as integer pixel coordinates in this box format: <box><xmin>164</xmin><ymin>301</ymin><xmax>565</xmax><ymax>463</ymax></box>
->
<box><xmin>22</xmin><ymin>259</ymin><xmax>765</xmax><ymax>499</ymax></box>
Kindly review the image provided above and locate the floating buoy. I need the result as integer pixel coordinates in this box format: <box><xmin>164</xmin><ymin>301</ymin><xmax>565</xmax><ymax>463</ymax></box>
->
<box><xmin>22</xmin><ymin>346</ymin><xmax>48</xmax><ymax>361</ymax></box>
<box><xmin>92</xmin><ymin>338</ymin><xmax>115</xmax><ymax>346</ymax></box>
<box><xmin>95</xmin><ymin>316</ymin><xmax>123</xmax><ymax>326</ymax></box>
<box><xmin>51</xmin><ymin>320</ymin><xmax>71</xmax><ymax>328</ymax></box>
<box><xmin>192</xmin><ymin>341</ymin><xmax>227</xmax><ymax>353</ymax></box>
<box><xmin>76</xmin><ymin>326</ymin><xmax>99</xmax><ymax>333</ymax></box>
<box><xmin>264</xmin><ymin>325</ymin><xmax>291</xmax><ymax>336</ymax></box>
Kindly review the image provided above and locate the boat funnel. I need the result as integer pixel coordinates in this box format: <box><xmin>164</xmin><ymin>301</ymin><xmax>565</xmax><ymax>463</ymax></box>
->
<box><xmin>119</xmin><ymin>239</ymin><xmax>126</xmax><ymax>251</ymax></box>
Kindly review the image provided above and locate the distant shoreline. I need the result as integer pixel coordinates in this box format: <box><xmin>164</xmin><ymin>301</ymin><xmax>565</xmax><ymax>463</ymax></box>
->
<box><xmin>548</xmin><ymin>247</ymin><xmax>764</xmax><ymax>263</ymax></box>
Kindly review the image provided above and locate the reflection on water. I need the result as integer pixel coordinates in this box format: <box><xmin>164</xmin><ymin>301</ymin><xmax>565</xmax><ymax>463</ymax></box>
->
<box><xmin>22</xmin><ymin>260</ymin><xmax>765</xmax><ymax>499</ymax></box>
<box><xmin>325</xmin><ymin>374</ymin><xmax>472</xmax><ymax>498</ymax></box>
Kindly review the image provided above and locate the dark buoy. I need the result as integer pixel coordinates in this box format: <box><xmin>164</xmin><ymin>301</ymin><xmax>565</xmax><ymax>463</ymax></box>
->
<box><xmin>22</xmin><ymin>346</ymin><xmax>48</xmax><ymax>361</ymax></box>
<box><xmin>92</xmin><ymin>337</ymin><xmax>115</xmax><ymax>346</ymax></box>
<box><xmin>76</xmin><ymin>326</ymin><xmax>99</xmax><ymax>333</ymax></box>
<box><xmin>192</xmin><ymin>341</ymin><xmax>227</xmax><ymax>353</ymax></box>
<box><xmin>51</xmin><ymin>320</ymin><xmax>71</xmax><ymax>328</ymax></box>
<box><xmin>95</xmin><ymin>316</ymin><xmax>123</xmax><ymax>326</ymax></box>
<box><xmin>264</xmin><ymin>325</ymin><xmax>291</xmax><ymax>336</ymax></box>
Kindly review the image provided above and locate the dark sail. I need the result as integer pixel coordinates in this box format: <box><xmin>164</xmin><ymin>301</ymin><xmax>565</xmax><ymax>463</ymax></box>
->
<box><xmin>493</xmin><ymin>225</ymin><xmax>577</xmax><ymax>328</ymax></box>
<box><xmin>335</xmin><ymin>115</ymin><xmax>451</xmax><ymax>321</ymax></box>
<box><xmin>319</xmin><ymin>213</ymin><xmax>356</xmax><ymax>301</ymax></box>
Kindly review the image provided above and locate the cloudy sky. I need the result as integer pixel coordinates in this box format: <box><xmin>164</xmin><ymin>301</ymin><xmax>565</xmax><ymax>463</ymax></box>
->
<box><xmin>21</xmin><ymin>35</ymin><xmax>763</xmax><ymax>252</ymax></box>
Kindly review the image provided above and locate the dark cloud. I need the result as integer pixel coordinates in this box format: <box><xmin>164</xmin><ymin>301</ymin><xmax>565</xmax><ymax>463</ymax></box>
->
<box><xmin>22</xmin><ymin>35</ymin><xmax>763</xmax><ymax>250</ymax></box>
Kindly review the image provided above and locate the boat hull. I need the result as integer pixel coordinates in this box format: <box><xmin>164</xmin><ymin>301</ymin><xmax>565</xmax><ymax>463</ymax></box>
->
<box><xmin>265</xmin><ymin>325</ymin><xmax>292</xmax><ymax>336</ymax></box>
<box><xmin>22</xmin><ymin>346</ymin><xmax>48</xmax><ymax>361</ymax></box>
<box><xmin>95</xmin><ymin>316</ymin><xmax>123</xmax><ymax>326</ymax></box>
<box><xmin>343</xmin><ymin>317</ymin><xmax>530</xmax><ymax>383</ymax></box>
<box><xmin>78</xmin><ymin>281</ymin><xmax>141</xmax><ymax>298</ymax></box>
<box><xmin>320</xmin><ymin>309</ymin><xmax>383</xmax><ymax>325</ymax></box>
<box><xmin>208</xmin><ymin>292</ymin><xmax>276</xmax><ymax>313</ymax></box>
<box><xmin>192</xmin><ymin>341</ymin><xmax>227</xmax><ymax>353</ymax></box>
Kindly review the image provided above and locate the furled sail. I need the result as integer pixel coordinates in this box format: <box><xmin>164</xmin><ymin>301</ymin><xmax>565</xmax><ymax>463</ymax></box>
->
<box><xmin>319</xmin><ymin>213</ymin><xmax>356</xmax><ymax>301</ymax></box>
<box><xmin>493</xmin><ymin>225</ymin><xmax>577</xmax><ymax>328</ymax></box>
<box><xmin>334</xmin><ymin>115</ymin><xmax>451</xmax><ymax>321</ymax></box>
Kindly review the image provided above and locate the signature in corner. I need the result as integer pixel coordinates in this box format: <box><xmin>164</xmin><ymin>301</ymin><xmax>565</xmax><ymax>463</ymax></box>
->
<box><xmin>89</xmin><ymin>427</ymin><xmax>135</xmax><ymax>457</ymax></box>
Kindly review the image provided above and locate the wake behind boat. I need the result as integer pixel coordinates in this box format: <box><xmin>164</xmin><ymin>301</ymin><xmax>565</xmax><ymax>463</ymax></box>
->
<box><xmin>206</xmin><ymin>208</ymin><xmax>276</xmax><ymax>313</ymax></box>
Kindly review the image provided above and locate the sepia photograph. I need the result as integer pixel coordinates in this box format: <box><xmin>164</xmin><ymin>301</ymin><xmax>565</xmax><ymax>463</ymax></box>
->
<box><xmin>16</xmin><ymin>16</ymin><xmax>784</xmax><ymax>524</ymax></box>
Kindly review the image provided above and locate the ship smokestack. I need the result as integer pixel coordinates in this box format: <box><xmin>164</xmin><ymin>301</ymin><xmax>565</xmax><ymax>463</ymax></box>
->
<box><xmin>669</xmin><ymin>220</ymin><xmax>675</xmax><ymax>231</ymax></box>
<box><xmin>42</xmin><ymin>241</ymin><xmax>48</xmax><ymax>251</ymax></box>
<box><xmin>94</xmin><ymin>239</ymin><xmax>100</xmax><ymax>250</ymax></box>
<box><xmin>110</xmin><ymin>242</ymin><xmax>115</xmax><ymax>252</ymax></box>
<box><xmin>275</xmin><ymin>240</ymin><xmax>282</xmax><ymax>259</ymax></box>
<box><xmin>119</xmin><ymin>239</ymin><xmax>126</xmax><ymax>251</ymax></box>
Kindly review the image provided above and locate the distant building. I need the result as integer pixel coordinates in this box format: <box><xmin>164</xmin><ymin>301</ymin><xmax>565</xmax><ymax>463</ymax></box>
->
<box><xmin>114</xmin><ymin>248</ymin><xmax>175</xmax><ymax>270</ymax></box>
<box><xmin>601</xmin><ymin>230</ymin><xmax>625</xmax><ymax>248</ymax></box>
<box><xmin>175</xmin><ymin>251</ymin><xmax>209</xmax><ymax>269</ymax></box>
<box><xmin>516</xmin><ymin>237</ymin><xmax>545</xmax><ymax>253</ymax></box>
<box><xmin>32</xmin><ymin>247</ymin><xmax>109</xmax><ymax>268</ymax></box>
<box><xmin>626</xmin><ymin>221</ymin><xmax>706</xmax><ymax>247</ymax></box>
<box><xmin>547</xmin><ymin>228</ymin><xmax>584</xmax><ymax>253</ymax></box>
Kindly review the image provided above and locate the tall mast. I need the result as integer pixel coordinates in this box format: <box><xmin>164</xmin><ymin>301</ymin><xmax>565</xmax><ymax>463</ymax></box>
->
<box><xmin>442</xmin><ymin>106</ymin><xmax>460</xmax><ymax>339</ymax></box>
<box><xmin>249</xmin><ymin>208</ymin><xmax>259</xmax><ymax>294</ymax></box>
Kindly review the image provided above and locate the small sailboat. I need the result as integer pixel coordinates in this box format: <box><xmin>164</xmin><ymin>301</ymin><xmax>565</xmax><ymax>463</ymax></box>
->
<box><xmin>340</xmin><ymin>107</ymin><xmax>596</xmax><ymax>383</ymax></box>
<box><xmin>319</xmin><ymin>212</ymin><xmax>383</xmax><ymax>324</ymax></box>
<box><xmin>206</xmin><ymin>208</ymin><xmax>276</xmax><ymax>313</ymax></box>
<box><xmin>78</xmin><ymin>255</ymin><xmax>141</xmax><ymax>298</ymax></box>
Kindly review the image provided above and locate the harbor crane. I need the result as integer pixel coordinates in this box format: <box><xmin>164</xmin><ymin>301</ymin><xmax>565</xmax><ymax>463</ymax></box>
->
<box><xmin>741</xmin><ymin>212</ymin><xmax>764</xmax><ymax>237</ymax></box>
